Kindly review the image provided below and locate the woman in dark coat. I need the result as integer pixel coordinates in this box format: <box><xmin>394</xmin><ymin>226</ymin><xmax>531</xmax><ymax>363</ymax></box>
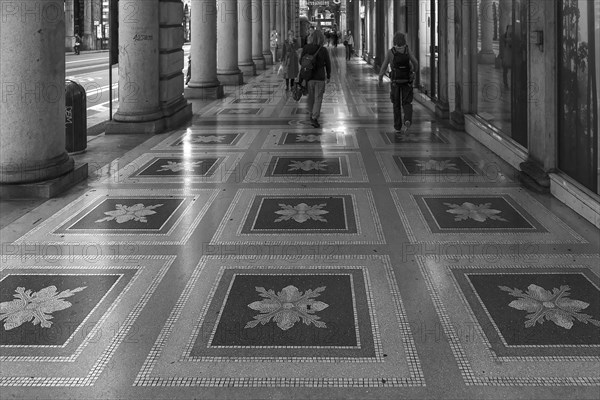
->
<box><xmin>281</xmin><ymin>30</ymin><xmax>300</xmax><ymax>91</ymax></box>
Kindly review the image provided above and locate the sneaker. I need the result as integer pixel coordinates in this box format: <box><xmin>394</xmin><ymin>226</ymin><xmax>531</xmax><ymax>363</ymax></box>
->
<box><xmin>400</xmin><ymin>121</ymin><xmax>411</xmax><ymax>134</ymax></box>
<box><xmin>310</xmin><ymin>118</ymin><xmax>320</xmax><ymax>128</ymax></box>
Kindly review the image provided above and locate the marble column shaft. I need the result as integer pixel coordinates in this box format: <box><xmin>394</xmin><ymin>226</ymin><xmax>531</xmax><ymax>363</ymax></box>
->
<box><xmin>238</xmin><ymin>0</ymin><xmax>256</xmax><ymax>76</ymax></box>
<box><xmin>478</xmin><ymin>0</ymin><xmax>495</xmax><ymax>63</ymax></box>
<box><xmin>217</xmin><ymin>0</ymin><xmax>243</xmax><ymax>84</ymax></box>
<box><xmin>262</xmin><ymin>0</ymin><xmax>272</xmax><ymax>65</ymax></box>
<box><xmin>114</xmin><ymin>0</ymin><xmax>162</xmax><ymax>121</ymax></box>
<box><xmin>252</xmin><ymin>0</ymin><xmax>265</xmax><ymax>69</ymax></box>
<box><xmin>0</xmin><ymin>0</ymin><xmax>73</xmax><ymax>183</ymax></box>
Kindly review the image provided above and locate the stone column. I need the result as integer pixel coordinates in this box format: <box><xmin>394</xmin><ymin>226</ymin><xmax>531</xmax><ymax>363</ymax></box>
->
<box><xmin>375</xmin><ymin>0</ymin><xmax>385</xmax><ymax>67</ymax></box>
<box><xmin>252</xmin><ymin>0</ymin><xmax>266</xmax><ymax>69</ymax></box>
<box><xmin>111</xmin><ymin>0</ymin><xmax>163</xmax><ymax>130</ymax></box>
<box><xmin>65</xmin><ymin>0</ymin><xmax>75</xmax><ymax>51</ymax></box>
<box><xmin>186</xmin><ymin>0</ymin><xmax>224</xmax><ymax>98</ymax></box>
<box><xmin>270</xmin><ymin>0</ymin><xmax>276</xmax><ymax>30</ymax></box>
<box><xmin>368</xmin><ymin>0</ymin><xmax>375</xmax><ymax>63</ymax></box>
<box><xmin>0</xmin><ymin>0</ymin><xmax>74</xmax><ymax>184</ymax></box>
<box><xmin>217</xmin><ymin>0</ymin><xmax>243</xmax><ymax>84</ymax></box>
<box><xmin>354</xmin><ymin>0</ymin><xmax>362</xmax><ymax>56</ymax></box>
<box><xmin>83</xmin><ymin>0</ymin><xmax>94</xmax><ymax>50</ymax></box>
<box><xmin>276</xmin><ymin>0</ymin><xmax>283</xmax><ymax>59</ymax></box>
<box><xmin>262</xmin><ymin>0</ymin><xmax>272</xmax><ymax>65</ymax></box>
<box><xmin>436</xmin><ymin>0</ymin><xmax>450</xmax><ymax>118</ymax></box>
<box><xmin>238</xmin><ymin>0</ymin><xmax>256</xmax><ymax>76</ymax></box>
<box><xmin>478</xmin><ymin>0</ymin><xmax>495</xmax><ymax>63</ymax></box>
<box><xmin>497</xmin><ymin>0</ymin><xmax>511</xmax><ymax>66</ymax></box>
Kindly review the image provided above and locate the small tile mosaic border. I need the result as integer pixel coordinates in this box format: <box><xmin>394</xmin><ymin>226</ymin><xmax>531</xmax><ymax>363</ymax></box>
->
<box><xmin>416</xmin><ymin>255</ymin><xmax>600</xmax><ymax>386</ymax></box>
<box><xmin>210</xmin><ymin>189</ymin><xmax>385</xmax><ymax>245</ymax></box>
<box><xmin>133</xmin><ymin>255</ymin><xmax>425</xmax><ymax>388</ymax></box>
<box><xmin>243</xmin><ymin>152</ymin><xmax>368</xmax><ymax>183</ymax></box>
<box><xmin>0</xmin><ymin>256</ymin><xmax>176</xmax><ymax>387</ymax></box>
<box><xmin>14</xmin><ymin>189</ymin><xmax>220</xmax><ymax>246</ymax></box>
<box><xmin>390</xmin><ymin>188</ymin><xmax>587</xmax><ymax>244</ymax></box>
<box><xmin>374</xmin><ymin>152</ymin><xmax>514</xmax><ymax>184</ymax></box>
<box><xmin>261</xmin><ymin>129</ymin><xmax>359</xmax><ymax>150</ymax></box>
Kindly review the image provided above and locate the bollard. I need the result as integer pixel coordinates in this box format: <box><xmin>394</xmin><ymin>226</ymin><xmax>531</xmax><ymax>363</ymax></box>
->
<box><xmin>65</xmin><ymin>80</ymin><xmax>87</xmax><ymax>154</ymax></box>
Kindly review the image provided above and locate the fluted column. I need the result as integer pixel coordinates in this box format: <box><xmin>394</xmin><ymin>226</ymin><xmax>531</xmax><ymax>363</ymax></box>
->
<box><xmin>252</xmin><ymin>0</ymin><xmax>266</xmax><ymax>69</ymax></box>
<box><xmin>217</xmin><ymin>0</ymin><xmax>243</xmax><ymax>84</ymax></box>
<box><xmin>238</xmin><ymin>0</ymin><xmax>256</xmax><ymax>76</ymax></box>
<box><xmin>186</xmin><ymin>0</ymin><xmax>224</xmax><ymax>98</ymax></box>
<box><xmin>0</xmin><ymin>0</ymin><xmax>74</xmax><ymax>184</ymax></box>
<box><xmin>478</xmin><ymin>0</ymin><xmax>495</xmax><ymax>63</ymax></box>
<box><xmin>262</xmin><ymin>0</ymin><xmax>273</xmax><ymax>65</ymax></box>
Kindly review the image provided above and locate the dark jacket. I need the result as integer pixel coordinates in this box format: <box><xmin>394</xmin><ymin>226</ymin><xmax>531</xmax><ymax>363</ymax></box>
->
<box><xmin>301</xmin><ymin>44</ymin><xmax>331</xmax><ymax>81</ymax></box>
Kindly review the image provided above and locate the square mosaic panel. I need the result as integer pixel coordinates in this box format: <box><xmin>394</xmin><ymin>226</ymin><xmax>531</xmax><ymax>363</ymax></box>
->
<box><xmin>366</xmin><ymin>127</ymin><xmax>468</xmax><ymax>150</ymax></box>
<box><xmin>262</xmin><ymin>129</ymin><xmax>358</xmax><ymax>150</ymax></box>
<box><xmin>231</xmin><ymin>98</ymin><xmax>272</xmax><ymax>104</ymax></box>
<box><xmin>375</xmin><ymin>153</ymin><xmax>513</xmax><ymax>183</ymax></box>
<box><xmin>0</xmin><ymin>256</ymin><xmax>175</xmax><ymax>386</ymax></box>
<box><xmin>134</xmin><ymin>256</ymin><xmax>424</xmax><ymax>387</ymax></box>
<box><xmin>102</xmin><ymin>153</ymin><xmax>244</xmax><ymax>184</ymax></box>
<box><xmin>14</xmin><ymin>189</ymin><xmax>220</xmax><ymax>245</ymax></box>
<box><xmin>417</xmin><ymin>255</ymin><xmax>600</xmax><ymax>386</ymax></box>
<box><xmin>211</xmin><ymin>189</ymin><xmax>385</xmax><ymax>245</ymax></box>
<box><xmin>151</xmin><ymin>129</ymin><xmax>260</xmax><ymax>151</ymax></box>
<box><xmin>390</xmin><ymin>187</ymin><xmax>587</xmax><ymax>244</ymax></box>
<box><xmin>197</xmin><ymin>106</ymin><xmax>275</xmax><ymax>118</ymax></box>
<box><xmin>243</xmin><ymin>152</ymin><xmax>368</xmax><ymax>183</ymax></box>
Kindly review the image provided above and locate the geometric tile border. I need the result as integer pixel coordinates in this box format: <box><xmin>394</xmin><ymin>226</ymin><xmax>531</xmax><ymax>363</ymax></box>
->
<box><xmin>375</xmin><ymin>152</ymin><xmax>514</xmax><ymax>183</ymax></box>
<box><xmin>365</xmin><ymin>127</ymin><xmax>469</xmax><ymax>150</ymax></box>
<box><xmin>210</xmin><ymin>188</ymin><xmax>385</xmax><ymax>245</ymax></box>
<box><xmin>416</xmin><ymin>254</ymin><xmax>600</xmax><ymax>386</ymax></box>
<box><xmin>151</xmin><ymin>129</ymin><xmax>261</xmax><ymax>151</ymax></box>
<box><xmin>0</xmin><ymin>255</ymin><xmax>175</xmax><ymax>386</ymax></box>
<box><xmin>134</xmin><ymin>255</ymin><xmax>425</xmax><ymax>387</ymax></box>
<box><xmin>243</xmin><ymin>152</ymin><xmax>368</xmax><ymax>183</ymax></box>
<box><xmin>261</xmin><ymin>129</ymin><xmax>359</xmax><ymax>150</ymax></box>
<box><xmin>13</xmin><ymin>189</ymin><xmax>220</xmax><ymax>246</ymax></box>
<box><xmin>100</xmin><ymin>152</ymin><xmax>245</xmax><ymax>184</ymax></box>
<box><xmin>390</xmin><ymin>187</ymin><xmax>587</xmax><ymax>244</ymax></box>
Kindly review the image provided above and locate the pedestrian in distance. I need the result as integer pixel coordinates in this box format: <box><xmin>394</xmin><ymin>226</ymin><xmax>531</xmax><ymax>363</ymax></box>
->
<box><xmin>343</xmin><ymin>30</ymin><xmax>355</xmax><ymax>60</ymax></box>
<box><xmin>74</xmin><ymin>33</ymin><xmax>82</xmax><ymax>55</ymax></box>
<box><xmin>378</xmin><ymin>32</ymin><xmax>418</xmax><ymax>134</ymax></box>
<box><xmin>299</xmin><ymin>29</ymin><xmax>331</xmax><ymax>128</ymax></box>
<box><xmin>281</xmin><ymin>30</ymin><xmax>300</xmax><ymax>91</ymax></box>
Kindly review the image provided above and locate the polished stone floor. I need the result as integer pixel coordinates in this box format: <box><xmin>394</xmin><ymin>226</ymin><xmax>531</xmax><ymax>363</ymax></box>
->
<box><xmin>1</xmin><ymin>46</ymin><xmax>599</xmax><ymax>400</ymax></box>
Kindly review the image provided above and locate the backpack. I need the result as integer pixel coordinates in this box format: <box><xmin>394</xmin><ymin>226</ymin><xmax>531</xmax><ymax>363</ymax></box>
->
<box><xmin>299</xmin><ymin>46</ymin><xmax>322</xmax><ymax>81</ymax></box>
<box><xmin>389</xmin><ymin>47</ymin><xmax>411</xmax><ymax>82</ymax></box>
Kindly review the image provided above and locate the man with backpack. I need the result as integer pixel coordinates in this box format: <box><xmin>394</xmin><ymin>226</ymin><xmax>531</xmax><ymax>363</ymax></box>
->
<box><xmin>298</xmin><ymin>30</ymin><xmax>331</xmax><ymax>128</ymax></box>
<box><xmin>378</xmin><ymin>32</ymin><xmax>418</xmax><ymax>134</ymax></box>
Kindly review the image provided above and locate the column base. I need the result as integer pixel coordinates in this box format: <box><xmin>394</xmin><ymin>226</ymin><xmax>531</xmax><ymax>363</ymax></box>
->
<box><xmin>450</xmin><ymin>110</ymin><xmax>465</xmax><ymax>130</ymax></box>
<box><xmin>435</xmin><ymin>100</ymin><xmax>450</xmax><ymax>119</ymax></box>
<box><xmin>477</xmin><ymin>51</ymin><xmax>496</xmax><ymax>64</ymax></box>
<box><xmin>0</xmin><ymin>153</ymin><xmax>74</xmax><ymax>184</ymax></box>
<box><xmin>105</xmin><ymin>103</ymin><xmax>192</xmax><ymax>135</ymax></box>
<box><xmin>0</xmin><ymin>162</ymin><xmax>87</xmax><ymax>199</ymax></box>
<box><xmin>253</xmin><ymin>57</ymin><xmax>266</xmax><ymax>70</ymax></box>
<box><xmin>263</xmin><ymin>53</ymin><xmax>273</xmax><ymax>65</ymax></box>
<box><xmin>185</xmin><ymin>85</ymin><xmax>224</xmax><ymax>100</ymax></box>
<box><xmin>217</xmin><ymin>72</ymin><xmax>244</xmax><ymax>85</ymax></box>
<box><xmin>239</xmin><ymin>63</ymin><xmax>256</xmax><ymax>76</ymax></box>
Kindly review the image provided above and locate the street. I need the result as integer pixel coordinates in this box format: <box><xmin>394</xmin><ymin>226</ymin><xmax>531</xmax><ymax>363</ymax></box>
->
<box><xmin>66</xmin><ymin>44</ymin><xmax>191</xmax><ymax>133</ymax></box>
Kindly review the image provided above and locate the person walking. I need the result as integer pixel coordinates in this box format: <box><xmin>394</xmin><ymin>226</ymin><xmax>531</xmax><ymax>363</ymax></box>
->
<box><xmin>74</xmin><ymin>33</ymin><xmax>82</xmax><ymax>55</ymax></box>
<box><xmin>378</xmin><ymin>32</ymin><xmax>418</xmax><ymax>134</ymax></box>
<box><xmin>343</xmin><ymin>30</ymin><xmax>355</xmax><ymax>60</ymax></box>
<box><xmin>281</xmin><ymin>30</ymin><xmax>300</xmax><ymax>91</ymax></box>
<box><xmin>300</xmin><ymin>30</ymin><xmax>331</xmax><ymax>128</ymax></box>
<box><xmin>500</xmin><ymin>25</ymin><xmax>512</xmax><ymax>89</ymax></box>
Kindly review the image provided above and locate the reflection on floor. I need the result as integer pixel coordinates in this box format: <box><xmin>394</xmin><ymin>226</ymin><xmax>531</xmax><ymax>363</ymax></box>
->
<box><xmin>1</xmin><ymin>46</ymin><xmax>599</xmax><ymax>400</ymax></box>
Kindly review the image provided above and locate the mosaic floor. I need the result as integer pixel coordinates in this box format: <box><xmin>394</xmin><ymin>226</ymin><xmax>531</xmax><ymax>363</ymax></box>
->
<box><xmin>1</xmin><ymin>47</ymin><xmax>599</xmax><ymax>400</ymax></box>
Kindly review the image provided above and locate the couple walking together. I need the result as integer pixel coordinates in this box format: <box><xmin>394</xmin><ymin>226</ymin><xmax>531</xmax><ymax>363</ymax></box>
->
<box><xmin>282</xmin><ymin>30</ymin><xmax>331</xmax><ymax>128</ymax></box>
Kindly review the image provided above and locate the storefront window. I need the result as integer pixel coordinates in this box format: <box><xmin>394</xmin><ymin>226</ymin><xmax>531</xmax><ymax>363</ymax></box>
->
<box><xmin>418</xmin><ymin>0</ymin><xmax>438</xmax><ymax>98</ymax></box>
<box><xmin>475</xmin><ymin>0</ymin><xmax>528</xmax><ymax>147</ymax></box>
<box><xmin>558</xmin><ymin>0</ymin><xmax>599</xmax><ymax>194</ymax></box>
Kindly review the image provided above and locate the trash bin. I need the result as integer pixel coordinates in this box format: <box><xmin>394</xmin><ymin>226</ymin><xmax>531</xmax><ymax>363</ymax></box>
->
<box><xmin>65</xmin><ymin>80</ymin><xmax>87</xmax><ymax>154</ymax></box>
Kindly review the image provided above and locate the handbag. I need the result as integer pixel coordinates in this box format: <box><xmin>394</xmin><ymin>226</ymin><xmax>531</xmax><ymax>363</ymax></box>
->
<box><xmin>291</xmin><ymin>83</ymin><xmax>304</xmax><ymax>101</ymax></box>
